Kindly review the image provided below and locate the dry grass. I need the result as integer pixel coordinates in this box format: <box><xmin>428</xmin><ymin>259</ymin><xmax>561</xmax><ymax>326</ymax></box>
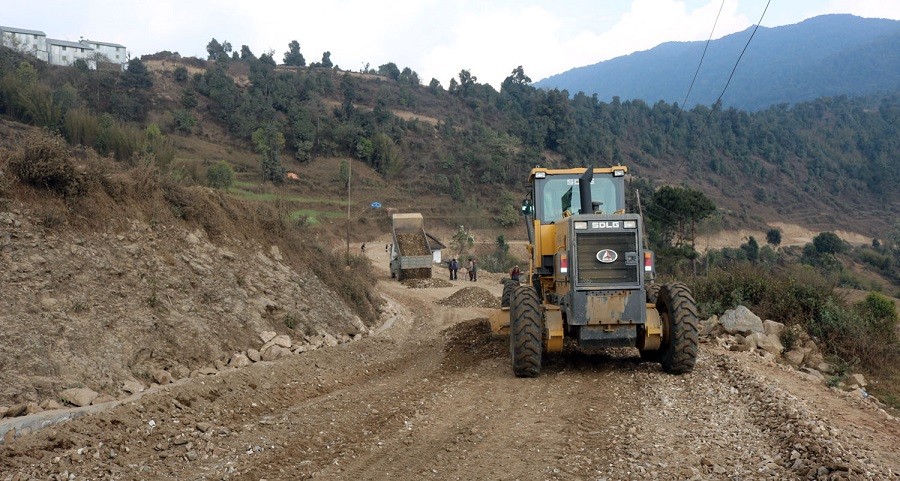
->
<box><xmin>3</xmin><ymin>129</ymin><xmax>383</xmax><ymax>324</ymax></box>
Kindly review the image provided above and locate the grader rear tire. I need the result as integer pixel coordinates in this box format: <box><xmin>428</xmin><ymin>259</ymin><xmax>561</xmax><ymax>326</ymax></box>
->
<box><xmin>500</xmin><ymin>279</ymin><xmax>518</xmax><ymax>308</ymax></box>
<box><xmin>510</xmin><ymin>285</ymin><xmax>543</xmax><ymax>377</ymax></box>
<box><xmin>656</xmin><ymin>283</ymin><xmax>699</xmax><ymax>374</ymax></box>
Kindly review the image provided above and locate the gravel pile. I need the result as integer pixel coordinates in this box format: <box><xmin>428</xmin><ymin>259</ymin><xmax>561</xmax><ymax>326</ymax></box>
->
<box><xmin>403</xmin><ymin>278</ymin><xmax>453</xmax><ymax>289</ymax></box>
<box><xmin>437</xmin><ymin>287</ymin><xmax>499</xmax><ymax>308</ymax></box>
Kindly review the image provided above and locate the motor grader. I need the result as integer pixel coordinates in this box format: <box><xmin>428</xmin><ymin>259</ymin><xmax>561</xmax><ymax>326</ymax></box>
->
<box><xmin>492</xmin><ymin>165</ymin><xmax>699</xmax><ymax>377</ymax></box>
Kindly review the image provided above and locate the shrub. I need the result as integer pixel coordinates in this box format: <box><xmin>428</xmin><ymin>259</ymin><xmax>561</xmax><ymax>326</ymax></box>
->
<box><xmin>172</xmin><ymin>109</ymin><xmax>197</xmax><ymax>132</ymax></box>
<box><xmin>173</xmin><ymin>65</ymin><xmax>189</xmax><ymax>83</ymax></box>
<box><xmin>206</xmin><ymin>161</ymin><xmax>235</xmax><ymax>189</ymax></box>
<box><xmin>7</xmin><ymin>131</ymin><xmax>85</xmax><ymax>197</ymax></box>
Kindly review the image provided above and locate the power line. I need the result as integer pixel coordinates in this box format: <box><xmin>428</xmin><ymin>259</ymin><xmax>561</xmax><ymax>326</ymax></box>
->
<box><xmin>674</xmin><ymin>0</ymin><xmax>772</xmax><ymax>177</ymax></box>
<box><xmin>713</xmin><ymin>0</ymin><xmax>771</xmax><ymax>107</ymax></box>
<box><xmin>650</xmin><ymin>0</ymin><xmax>725</xmax><ymax>170</ymax></box>
<box><xmin>682</xmin><ymin>0</ymin><xmax>726</xmax><ymax>109</ymax></box>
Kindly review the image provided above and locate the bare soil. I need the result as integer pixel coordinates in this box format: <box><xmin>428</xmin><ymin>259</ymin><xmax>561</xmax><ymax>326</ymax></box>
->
<box><xmin>1</xmin><ymin>239</ymin><xmax>898</xmax><ymax>480</ymax></box>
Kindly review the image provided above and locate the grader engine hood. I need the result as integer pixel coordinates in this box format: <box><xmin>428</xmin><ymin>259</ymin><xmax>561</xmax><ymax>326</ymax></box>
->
<box><xmin>557</xmin><ymin>213</ymin><xmax>648</xmax><ymax>347</ymax></box>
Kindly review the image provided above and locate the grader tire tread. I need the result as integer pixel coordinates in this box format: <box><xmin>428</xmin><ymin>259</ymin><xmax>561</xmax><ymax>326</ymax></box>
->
<box><xmin>510</xmin><ymin>285</ymin><xmax>542</xmax><ymax>377</ymax></box>
<box><xmin>646</xmin><ymin>283</ymin><xmax>660</xmax><ymax>304</ymax></box>
<box><xmin>658</xmin><ymin>282</ymin><xmax>699</xmax><ymax>374</ymax></box>
<box><xmin>500</xmin><ymin>279</ymin><xmax>517</xmax><ymax>308</ymax></box>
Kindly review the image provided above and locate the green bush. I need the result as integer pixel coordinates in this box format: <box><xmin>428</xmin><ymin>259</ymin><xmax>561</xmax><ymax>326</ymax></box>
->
<box><xmin>206</xmin><ymin>161</ymin><xmax>234</xmax><ymax>189</ymax></box>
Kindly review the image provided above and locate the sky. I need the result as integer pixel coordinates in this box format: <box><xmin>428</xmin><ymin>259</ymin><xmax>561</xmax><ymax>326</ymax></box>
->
<box><xmin>3</xmin><ymin>0</ymin><xmax>899</xmax><ymax>88</ymax></box>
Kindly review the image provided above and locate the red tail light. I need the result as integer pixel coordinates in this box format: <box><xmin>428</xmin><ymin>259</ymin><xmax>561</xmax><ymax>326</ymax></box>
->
<box><xmin>644</xmin><ymin>252</ymin><xmax>653</xmax><ymax>272</ymax></box>
<box><xmin>560</xmin><ymin>255</ymin><xmax>568</xmax><ymax>273</ymax></box>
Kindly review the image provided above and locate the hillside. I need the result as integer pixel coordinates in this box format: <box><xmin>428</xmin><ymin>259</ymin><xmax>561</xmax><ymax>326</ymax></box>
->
<box><xmin>533</xmin><ymin>14</ymin><xmax>900</xmax><ymax>111</ymax></box>
<box><xmin>4</xmin><ymin>43</ymin><xmax>898</xmax><ymax>243</ymax></box>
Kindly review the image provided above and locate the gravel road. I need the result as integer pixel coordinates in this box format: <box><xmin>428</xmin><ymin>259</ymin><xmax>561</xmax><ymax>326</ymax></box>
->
<box><xmin>1</xmin><ymin>246</ymin><xmax>898</xmax><ymax>480</ymax></box>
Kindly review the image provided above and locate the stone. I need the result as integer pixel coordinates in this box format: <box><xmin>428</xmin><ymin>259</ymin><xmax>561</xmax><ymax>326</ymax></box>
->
<box><xmin>272</xmin><ymin>334</ymin><xmax>292</xmax><ymax>348</ymax></box>
<box><xmin>719</xmin><ymin>306</ymin><xmax>764</xmax><ymax>335</ymax></box>
<box><xmin>261</xmin><ymin>345</ymin><xmax>288</xmax><ymax>362</ymax></box>
<box><xmin>259</xmin><ymin>331</ymin><xmax>277</xmax><ymax>344</ymax></box>
<box><xmin>196</xmin><ymin>422</ymin><xmax>212</xmax><ymax>433</ymax></box>
<box><xmin>850</xmin><ymin>373</ymin><xmax>867</xmax><ymax>387</ymax></box>
<box><xmin>60</xmin><ymin>388</ymin><xmax>99</xmax><ymax>407</ymax></box>
<box><xmin>270</xmin><ymin>245</ymin><xmax>283</xmax><ymax>261</ymax></box>
<box><xmin>40</xmin><ymin>400</ymin><xmax>63</xmax><ymax>410</ymax></box>
<box><xmin>804</xmin><ymin>352</ymin><xmax>825</xmax><ymax>369</ymax></box>
<box><xmin>185</xmin><ymin>232</ymin><xmax>201</xmax><ymax>244</ymax></box>
<box><xmin>323</xmin><ymin>333</ymin><xmax>339</xmax><ymax>347</ymax></box>
<box><xmin>24</xmin><ymin>402</ymin><xmax>42</xmax><ymax>415</ymax></box>
<box><xmin>199</xmin><ymin>367</ymin><xmax>218</xmax><ymax>376</ymax></box>
<box><xmin>729</xmin><ymin>344</ymin><xmax>750</xmax><ymax>352</ymax></box>
<box><xmin>247</xmin><ymin>348</ymin><xmax>261</xmax><ymax>362</ymax></box>
<box><xmin>92</xmin><ymin>394</ymin><xmax>115</xmax><ymax>405</ymax></box>
<box><xmin>0</xmin><ymin>406</ymin><xmax>8</xmax><ymax>419</ymax></box>
<box><xmin>762</xmin><ymin>320</ymin><xmax>785</xmax><ymax>337</ymax></box>
<box><xmin>229</xmin><ymin>353</ymin><xmax>251</xmax><ymax>368</ymax></box>
<box><xmin>6</xmin><ymin>404</ymin><xmax>28</xmax><ymax>418</ymax></box>
<box><xmin>755</xmin><ymin>333</ymin><xmax>784</xmax><ymax>356</ymax></box>
<box><xmin>816</xmin><ymin>362</ymin><xmax>834</xmax><ymax>374</ymax></box>
<box><xmin>214</xmin><ymin>359</ymin><xmax>227</xmax><ymax>371</ymax></box>
<box><xmin>3</xmin><ymin>428</ymin><xmax>15</xmax><ymax>444</ymax></box>
<box><xmin>800</xmin><ymin>367</ymin><xmax>826</xmax><ymax>381</ymax></box>
<box><xmin>152</xmin><ymin>369</ymin><xmax>174</xmax><ymax>385</ymax></box>
<box><xmin>122</xmin><ymin>380</ymin><xmax>144</xmax><ymax>395</ymax></box>
<box><xmin>352</xmin><ymin>333</ymin><xmax>363</xmax><ymax>342</ymax></box>
<box><xmin>699</xmin><ymin>316</ymin><xmax>720</xmax><ymax>337</ymax></box>
<box><xmin>783</xmin><ymin>349</ymin><xmax>806</xmax><ymax>367</ymax></box>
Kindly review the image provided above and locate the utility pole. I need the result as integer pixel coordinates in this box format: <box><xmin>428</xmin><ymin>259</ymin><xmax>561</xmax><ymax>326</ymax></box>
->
<box><xmin>345</xmin><ymin>160</ymin><xmax>351</xmax><ymax>264</ymax></box>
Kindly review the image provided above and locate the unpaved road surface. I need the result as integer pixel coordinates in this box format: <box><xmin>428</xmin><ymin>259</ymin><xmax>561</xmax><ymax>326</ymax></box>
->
<box><xmin>2</xmin><ymin>246</ymin><xmax>899</xmax><ymax>480</ymax></box>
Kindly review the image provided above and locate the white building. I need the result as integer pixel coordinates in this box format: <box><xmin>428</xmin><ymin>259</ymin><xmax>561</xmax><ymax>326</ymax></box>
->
<box><xmin>47</xmin><ymin>38</ymin><xmax>95</xmax><ymax>68</ymax></box>
<box><xmin>79</xmin><ymin>39</ymin><xmax>127</xmax><ymax>69</ymax></box>
<box><xmin>0</xmin><ymin>25</ymin><xmax>48</xmax><ymax>61</ymax></box>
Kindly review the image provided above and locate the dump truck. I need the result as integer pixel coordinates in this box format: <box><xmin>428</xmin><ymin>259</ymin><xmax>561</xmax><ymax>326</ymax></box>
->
<box><xmin>389</xmin><ymin>213</ymin><xmax>433</xmax><ymax>280</ymax></box>
<box><xmin>491</xmin><ymin>165</ymin><xmax>699</xmax><ymax>377</ymax></box>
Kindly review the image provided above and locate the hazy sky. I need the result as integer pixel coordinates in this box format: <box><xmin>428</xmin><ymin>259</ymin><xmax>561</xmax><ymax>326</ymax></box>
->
<box><xmin>3</xmin><ymin>0</ymin><xmax>899</xmax><ymax>87</ymax></box>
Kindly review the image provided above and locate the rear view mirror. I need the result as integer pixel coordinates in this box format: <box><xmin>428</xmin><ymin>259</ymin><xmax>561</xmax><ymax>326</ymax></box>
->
<box><xmin>521</xmin><ymin>199</ymin><xmax>533</xmax><ymax>216</ymax></box>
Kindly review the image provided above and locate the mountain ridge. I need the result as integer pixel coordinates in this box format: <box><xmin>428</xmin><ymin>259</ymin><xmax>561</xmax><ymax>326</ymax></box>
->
<box><xmin>534</xmin><ymin>14</ymin><xmax>900</xmax><ymax>111</ymax></box>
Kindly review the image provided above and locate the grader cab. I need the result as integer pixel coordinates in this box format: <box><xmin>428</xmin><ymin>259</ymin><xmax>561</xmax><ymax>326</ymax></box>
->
<box><xmin>493</xmin><ymin>165</ymin><xmax>699</xmax><ymax>377</ymax></box>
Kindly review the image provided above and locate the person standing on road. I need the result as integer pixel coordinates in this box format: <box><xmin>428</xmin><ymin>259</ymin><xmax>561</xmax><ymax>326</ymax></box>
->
<box><xmin>510</xmin><ymin>265</ymin><xmax>520</xmax><ymax>282</ymax></box>
<box><xmin>468</xmin><ymin>258</ymin><xmax>477</xmax><ymax>281</ymax></box>
<box><xmin>450</xmin><ymin>258</ymin><xmax>459</xmax><ymax>280</ymax></box>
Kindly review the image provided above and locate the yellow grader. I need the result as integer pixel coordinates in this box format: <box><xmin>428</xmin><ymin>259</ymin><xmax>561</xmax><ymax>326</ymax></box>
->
<box><xmin>491</xmin><ymin>165</ymin><xmax>699</xmax><ymax>377</ymax></box>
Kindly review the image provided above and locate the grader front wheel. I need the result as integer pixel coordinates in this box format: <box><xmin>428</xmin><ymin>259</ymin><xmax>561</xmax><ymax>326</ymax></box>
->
<box><xmin>510</xmin><ymin>285</ymin><xmax>543</xmax><ymax>377</ymax></box>
<box><xmin>656</xmin><ymin>283</ymin><xmax>699</xmax><ymax>374</ymax></box>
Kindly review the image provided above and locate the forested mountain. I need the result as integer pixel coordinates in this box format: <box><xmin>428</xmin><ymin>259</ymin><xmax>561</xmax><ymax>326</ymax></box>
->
<box><xmin>534</xmin><ymin>15</ymin><xmax>900</xmax><ymax>111</ymax></box>
<box><xmin>1</xmin><ymin>39</ymin><xmax>898</xmax><ymax>237</ymax></box>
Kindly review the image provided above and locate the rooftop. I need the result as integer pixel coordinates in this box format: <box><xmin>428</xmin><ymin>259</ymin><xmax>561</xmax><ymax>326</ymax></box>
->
<box><xmin>82</xmin><ymin>39</ymin><xmax>126</xmax><ymax>49</ymax></box>
<box><xmin>0</xmin><ymin>26</ymin><xmax>46</xmax><ymax>36</ymax></box>
<box><xmin>47</xmin><ymin>38</ymin><xmax>93</xmax><ymax>49</ymax></box>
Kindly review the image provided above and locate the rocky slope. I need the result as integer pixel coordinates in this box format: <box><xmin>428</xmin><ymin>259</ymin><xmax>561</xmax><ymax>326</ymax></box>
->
<box><xmin>0</xmin><ymin>204</ymin><xmax>372</xmax><ymax>408</ymax></box>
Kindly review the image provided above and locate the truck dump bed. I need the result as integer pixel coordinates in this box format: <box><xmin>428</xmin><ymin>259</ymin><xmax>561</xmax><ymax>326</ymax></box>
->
<box><xmin>391</xmin><ymin>213</ymin><xmax>432</xmax><ymax>280</ymax></box>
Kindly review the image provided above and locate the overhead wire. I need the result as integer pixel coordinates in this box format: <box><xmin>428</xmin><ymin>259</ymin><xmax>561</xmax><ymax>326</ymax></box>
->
<box><xmin>673</xmin><ymin>0</ymin><xmax>772</xmax><ymax>177</ymax></box>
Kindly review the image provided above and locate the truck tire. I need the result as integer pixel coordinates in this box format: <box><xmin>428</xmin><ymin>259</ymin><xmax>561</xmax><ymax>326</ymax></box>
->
<box><xmin>656</xmin><ymin>283</ymin><xmax>699</xmax><ymax>374</ymax></box>
<box><xmin>510</xmin><ymin>285</ymin><xmax>543</xmax><ymax>377</ymax></box>
<box><xmin>500</xmin><ymin>279</ymin><xmax>518</xmax><ymax>308</ymax></box>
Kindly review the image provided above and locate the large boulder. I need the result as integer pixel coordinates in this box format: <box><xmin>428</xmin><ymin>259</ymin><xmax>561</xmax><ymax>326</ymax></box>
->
<box><xmin>60</xmin><ymin>387</ymin><xmax>99</xmax><ymax>407</ymax></box>
<box><xmin>229</xmin><ymin>353</ymin><xmax>251</xmax><ymax>368</ymax></box>
<box><xmin>763</xmin><ymin>320</ymin><xmax>785</xmax><ymax>338</ymax></box>
<box><xmin>720</xmin><ymin>306</ymin><xmax>764</xmax><ymax>336</ymax></box>
<box><xmin>743</xmin><ymin>332</ymin><xmax>784</xmax><ymax>356</ymax></box>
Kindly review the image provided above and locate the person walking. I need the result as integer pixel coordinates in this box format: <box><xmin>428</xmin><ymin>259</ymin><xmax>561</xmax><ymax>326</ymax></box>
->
<box><xmin>467</xmin><ymin>258</ymin><xmax>477</xmax><ymax>281</ymax></box>
<box><xmin>450</xmin><ymin>258</ymin><xmax>459</xmax><ymax>280</ymax></box>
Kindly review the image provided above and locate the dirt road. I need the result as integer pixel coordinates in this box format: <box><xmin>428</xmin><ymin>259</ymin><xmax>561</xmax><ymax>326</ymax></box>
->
<box><xmin>2</xmin><ymin>245</ymin><xmax>898</xmax><ymax>480</ymax></box>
